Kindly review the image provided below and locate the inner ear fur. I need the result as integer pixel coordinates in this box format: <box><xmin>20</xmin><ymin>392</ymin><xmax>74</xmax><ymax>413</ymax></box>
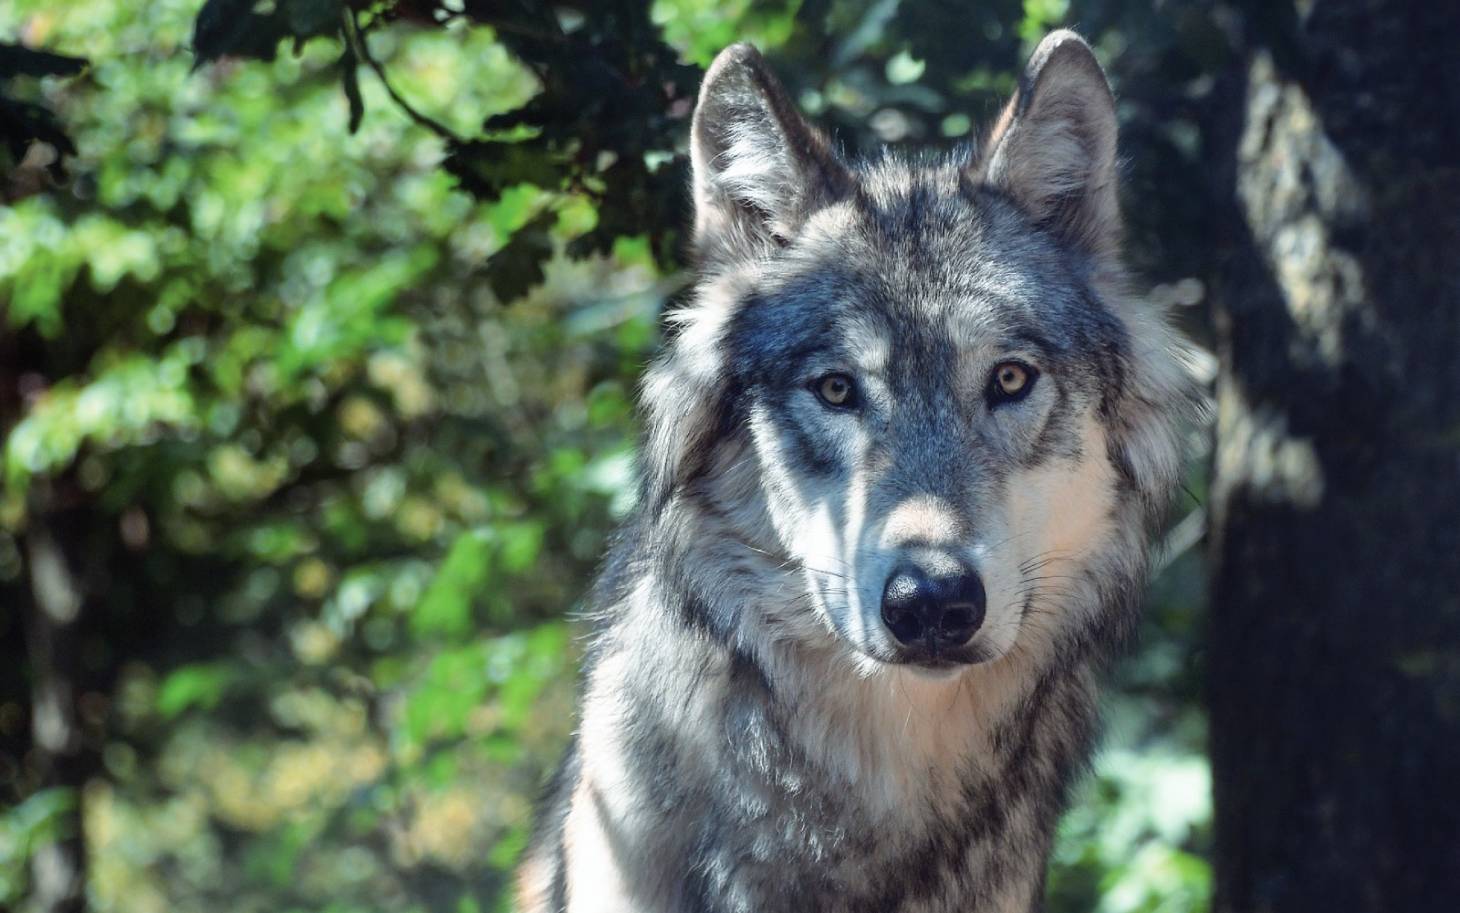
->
<box><xmin>690</xmin><ymin>43</ymin><xmax>850</xmax><ymax>264</ymax></box>
<box><xmin>976</xmin><ymin>30</ymin><xmax>1121</xmax><ymax>259</ymax></box>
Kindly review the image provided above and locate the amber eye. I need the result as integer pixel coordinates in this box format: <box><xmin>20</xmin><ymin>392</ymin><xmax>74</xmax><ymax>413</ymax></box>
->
<box><xmin>989</xmin><ymin>361</ymin><xmax>1037</xmax><ymax>404</ymax></box>
<box><xmin>813</xmin><ymin>373</ymin><xmax>858</xmax><ymax>409</ymax></box>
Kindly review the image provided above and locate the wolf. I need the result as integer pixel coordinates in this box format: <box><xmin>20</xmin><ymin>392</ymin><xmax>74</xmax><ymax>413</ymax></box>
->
<box><xmin>516</xmin><ymin>30</ymin><xmax>1199</xmax><ymax>913</ymax></box>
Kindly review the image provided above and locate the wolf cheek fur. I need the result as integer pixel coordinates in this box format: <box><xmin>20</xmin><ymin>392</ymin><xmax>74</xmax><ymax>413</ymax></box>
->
<box><xmin>517</xmin><ymin>30</ymin><xmax>1201</xmax><ymax>913</ymax></box>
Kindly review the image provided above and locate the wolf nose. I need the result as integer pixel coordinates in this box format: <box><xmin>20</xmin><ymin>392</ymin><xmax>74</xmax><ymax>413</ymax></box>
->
<box><xmin>880</xmin><ymin>564</ymin><xmax>986</xmax><ymax>649</ymax></box>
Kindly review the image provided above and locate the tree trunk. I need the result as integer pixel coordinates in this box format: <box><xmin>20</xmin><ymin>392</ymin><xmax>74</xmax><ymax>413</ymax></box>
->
<box><xmin>1207</xmin><ymin>2</ymin><xmax>1460</xmax><ymax>912</ymax></box>
<box><xmin>23</xmin><ymin>481</ymin><xmax>89</xmax><ymax>913</ymax></box>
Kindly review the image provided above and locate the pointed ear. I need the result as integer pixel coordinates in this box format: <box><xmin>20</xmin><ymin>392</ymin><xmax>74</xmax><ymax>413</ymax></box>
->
<box><xmin>691</xmin><ymin>43</ymin><xmax>850</xmax><ymax>264</ymax></box>
<box><xmin>977</xmin><ymin>31</ymin><xmax>1120</xmax><ymax>258</ymax></box>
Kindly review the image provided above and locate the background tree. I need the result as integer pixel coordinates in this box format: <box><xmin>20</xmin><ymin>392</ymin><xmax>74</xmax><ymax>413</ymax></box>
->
<box><xmin>1206</xmin><ymin>2</ymin><xmax>1460</xmax><ymax>911</ymax></box>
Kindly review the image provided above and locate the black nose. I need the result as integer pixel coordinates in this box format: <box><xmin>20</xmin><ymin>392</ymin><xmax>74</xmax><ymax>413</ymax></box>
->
<box><xmin>880</xmin><ymin>563</ymin><xmax>986</xmax><ymax>650</ymax></box>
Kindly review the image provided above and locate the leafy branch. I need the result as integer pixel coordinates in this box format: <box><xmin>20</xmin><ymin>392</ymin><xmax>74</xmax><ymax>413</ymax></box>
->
<box><xmin>177</xmin><ymin>0</ymin><xmax>706</xmax><ymax>299</ymax></box>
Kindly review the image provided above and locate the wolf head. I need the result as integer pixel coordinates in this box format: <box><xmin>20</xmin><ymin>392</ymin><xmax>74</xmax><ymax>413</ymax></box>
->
<box><xmin>641</xmin><ymin>33</ymin><xmax>1197</xmax><ymax>674</ymax></box>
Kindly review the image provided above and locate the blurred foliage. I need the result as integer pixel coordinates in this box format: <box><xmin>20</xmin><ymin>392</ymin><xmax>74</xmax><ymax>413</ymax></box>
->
<box><xmin>0</xmin><ymin>1</ymin><xmax>1228</xmax><ymax>911</ymax></box>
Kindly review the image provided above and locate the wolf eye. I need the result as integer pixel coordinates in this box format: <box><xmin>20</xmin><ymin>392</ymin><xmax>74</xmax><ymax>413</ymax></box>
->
<box><xmin>813</xmin><ymin>373</ymin><xmax>858</xmax><ymax>409</ymax></box>
<box><xmin>988</xmin><ymin>362</ymin><xmax>1037</xmax><ymax>405</ymax></box>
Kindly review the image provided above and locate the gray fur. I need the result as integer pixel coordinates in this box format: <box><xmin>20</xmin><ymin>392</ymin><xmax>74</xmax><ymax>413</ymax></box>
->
<box><xmin>517</xmin><ymin>31</ymin><xmax>1201</xmax><ymax>913</ymax></box>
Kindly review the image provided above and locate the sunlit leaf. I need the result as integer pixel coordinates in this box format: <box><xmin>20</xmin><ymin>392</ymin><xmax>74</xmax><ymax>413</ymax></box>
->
<box><xmin>156</xmin><ymin>663</ymin><xmax>237</xmax><ymax>719</ymax></box>
<box><xmin>413</xmin><ymin>529</ymin><xmax>493</xmax><ymax>638</ymax></box>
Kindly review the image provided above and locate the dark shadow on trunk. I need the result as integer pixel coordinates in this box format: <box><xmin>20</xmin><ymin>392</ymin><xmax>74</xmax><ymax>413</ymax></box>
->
<box><xmin>1206</xmin><ymin>2</ymin><xmax>1460</xmax><ymax>911</ymax></box>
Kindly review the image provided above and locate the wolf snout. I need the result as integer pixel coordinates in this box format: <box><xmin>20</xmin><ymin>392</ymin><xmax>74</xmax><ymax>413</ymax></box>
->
<box><xmin>879</xmin><ymin>562</ymin><xmax>987</xmax><ymax>656</ymax></box>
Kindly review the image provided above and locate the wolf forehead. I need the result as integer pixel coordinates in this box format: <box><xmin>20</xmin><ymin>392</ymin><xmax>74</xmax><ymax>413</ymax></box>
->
<box><xmin>710</xmin><ymin>157</ymin><xmax>1131</xmax><ymax>394</ymax></box>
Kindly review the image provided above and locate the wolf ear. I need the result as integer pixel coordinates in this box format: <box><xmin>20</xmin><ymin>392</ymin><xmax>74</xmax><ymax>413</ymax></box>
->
<box><xmin>691</xmin><ymin>43</ymin><xmax>850</xmax><ymax>264</ymax></box>
<box><xmin>977</xmin><ymin>31</ymin><xmax>1120</xmax><ymax>258</ymax></box>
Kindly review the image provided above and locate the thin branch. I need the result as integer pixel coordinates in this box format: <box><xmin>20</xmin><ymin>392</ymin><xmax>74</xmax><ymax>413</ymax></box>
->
<box><xmin>342</xmin><ymin>7</ymin><xmax>464</xmax><ymax>145</ymax></box>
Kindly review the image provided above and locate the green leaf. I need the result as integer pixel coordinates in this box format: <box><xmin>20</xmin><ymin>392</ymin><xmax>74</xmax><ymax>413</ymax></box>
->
<box><xmin>497</xmin><ymin>521</ymin><xmax>544</xmax><ymax>574</ymax></box>
<box><xmin>484</xmin><ymin>209</ymin><xmax>556</xmax><ymax>303</ymax></box>
<box><xmin>283</xmin><ymin>0</ymin><xmax>342</xmax><ymax>38</ymax></box>
<box><xmin>241</xmin><ymin>820</ymin><xmax>320</xmax><ymax>888</ymax></box>
<box><xmin>413</xmin><ymin>529</ymin><xmax>493</xmax><ymax>638</ymax></box>
<box><xmin>402</xmin><ymin>643</ymin><xmax>491</xmax><ymax>745</ymax></box>
<box><xmin>441</xmin><ymin>140</ymin><xmax>561</xmax><ymax>201</ymax></box>
<box><xmin>191</xmin><ymin>0</ymin><xmax>292</xmax><ymax>65</ymax></box>
<box><xmin>0</xmin><ymin>44</ymin><xmax>88</xmax><ymax>79</ymax></box>
<box><xmin>156</xmin><ymin>662</ymin><xmax>236</xmax><ymax>719</ymax></box>
<box><xmin>0</xmin><ymin>787</ymin><xmax>77</xmax><ymax>907</ymax></box>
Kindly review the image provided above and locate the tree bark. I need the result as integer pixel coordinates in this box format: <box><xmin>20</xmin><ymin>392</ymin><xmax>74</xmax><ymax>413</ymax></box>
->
<box><xmin>1207</xmin><ymin>2</ymin><xmax>1460</xmax><ymax>912</ymax></box>
<box><xmin>23</xmin><ymin>481</ymin><xmax>89</xmax><ymax>913</ymax></box>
